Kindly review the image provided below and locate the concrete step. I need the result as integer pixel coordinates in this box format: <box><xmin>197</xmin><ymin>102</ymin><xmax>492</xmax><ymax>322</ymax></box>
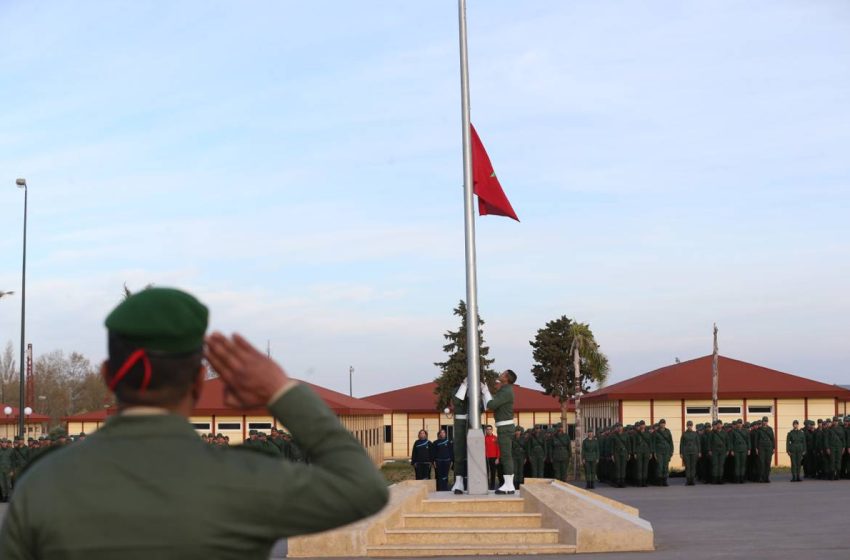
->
<box><xmin>402</xmin><ymin>513</ymin><xmax>543</xmax><ymax>529</ymax></box>
<box><xmin>421</xmin><ymin>498</ymin><xmax>525</xmax><ymax>513</ymax></box>
<box><xmin>367</xmin><ymin>544</ymin><xmax>577</xmax><ymax>557</ymax></box>
<box><xmin>384</xmin><ymin>528</ymin><xmax>561</xmax><ymax>545</ymax></box>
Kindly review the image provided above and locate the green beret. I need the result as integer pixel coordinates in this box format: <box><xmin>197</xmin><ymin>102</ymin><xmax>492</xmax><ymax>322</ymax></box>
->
<box><xmin>249</xmin><ymin>430</ymin><xmax>258</xmax><ymax>435</ymax></box>
<box><xmin>658</xmin><ymin>419</ymin><xmax>666</xmax><ymax>424</ymax></box>
<box><xmin>686</xmin><ymin>420</ymin><xmax>693</xmax><ymax>426</ymax></box>
<box><xmin>762</xmin><ymin>416</ymin><xmax>769</xmax><ymax>422</ymax></box>
<box><xmin>105</xmin><ymin>287</ymin><xmax>209</xmax><ymax>353</ymax></box>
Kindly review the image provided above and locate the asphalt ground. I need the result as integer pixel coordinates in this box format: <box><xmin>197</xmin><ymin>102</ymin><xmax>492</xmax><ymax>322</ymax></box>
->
<box><xmin>3</xmin><ymin>473</ymin><xmax>849</xmax><ymax>559</ymax></box>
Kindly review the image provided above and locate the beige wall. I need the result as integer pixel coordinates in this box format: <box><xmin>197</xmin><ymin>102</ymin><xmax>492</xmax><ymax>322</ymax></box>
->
<box><xmin>66</xmin><ymin>420</ymin><xmax>104</xmax><ymax>436</ymax></box>
<box><xmin>1</xmin><ymin>422</ymin><xmax>45</xmax><ymax>440</ymax></box>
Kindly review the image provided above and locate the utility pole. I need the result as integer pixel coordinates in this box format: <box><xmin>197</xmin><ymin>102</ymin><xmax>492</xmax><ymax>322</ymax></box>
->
<box><xmin>711</xmin><ymin>324</ymin><xmax>719</xmax><ymax>424</ymax></box>
<box><xmin>349</xmin><ymin>366</ymin><xmax>354</xmax><ymax>397</ymax></box>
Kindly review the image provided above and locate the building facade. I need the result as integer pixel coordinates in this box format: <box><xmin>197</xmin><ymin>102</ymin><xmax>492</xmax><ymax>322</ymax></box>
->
<box><xmin>65</xmin><ymin>377</ymin><xmax>386</xmax><ymax>466</ymax></box>
<box><xmin>582</xmin><ymin>355</ymin><xmax>850</xmax><ymax>468</ymax></box>
<box><xmin>364</xmin><ymin>381</ymin><xmax>574</xmax><ymax>461</ymax></box>
<box><xmin>1</xmin><ymin>405</ymin><xmax>49</xmax><ymax>440</ymax></box>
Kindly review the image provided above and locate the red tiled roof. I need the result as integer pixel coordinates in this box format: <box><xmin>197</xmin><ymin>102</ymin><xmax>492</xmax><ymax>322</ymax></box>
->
<box><xmin>583</xmin><ymin>355</ymin><xmax>850</xmax><ymax>401</ymax></box>
<box><xmin>363</xmin><ymin>381</ymin><xmax>572</xmax><ymax>413</ymax></box>
<box><xmin>194</xmin><ymin>377</ymin><xmax>387</xmax><ymax>416</ymax></box>
<box><xmin>63</xmin><ymin>409</ymin><xmax>115</xmax><ymax>422</ymax></box>
<box><xmin>0</xmin><ymin>404</ymin><xmax>50</xmax><ymax>423</ymax></box>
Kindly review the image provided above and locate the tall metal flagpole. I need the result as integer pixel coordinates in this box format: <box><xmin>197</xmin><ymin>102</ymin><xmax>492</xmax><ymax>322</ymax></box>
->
<box><xmin>457</xmin><ymin>0</ymin><xmax>487</xmax><ymax>495</ymax></box>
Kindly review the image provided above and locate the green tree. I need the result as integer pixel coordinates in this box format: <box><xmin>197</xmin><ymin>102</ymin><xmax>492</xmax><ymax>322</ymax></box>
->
<box><xmin>529</xmin><ymin>316</ymin><xmax>609</xmax><ymax>433</ymax></box>
<box><xmin>433</xmin><ymin>300</ymin><xmax>497</xmax><ymax>412</ymax></box>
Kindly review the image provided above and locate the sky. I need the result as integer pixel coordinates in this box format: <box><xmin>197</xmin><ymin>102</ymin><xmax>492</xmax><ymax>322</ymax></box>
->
<box><xmin>1</xmin><ymin>1</ymin><xmax>848</xmax><ymax>399</ymax></box>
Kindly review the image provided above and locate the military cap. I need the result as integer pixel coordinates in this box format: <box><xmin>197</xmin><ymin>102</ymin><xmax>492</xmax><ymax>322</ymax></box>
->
<box><xmin>686</xmin><ymin>420</ymin><xmax>693</xmax><ymax>426</ymax></box>
<box><xmin>743</xmin><ymin>422</ymin><xmax>750</xmax><ymax>428</ymax></box>
<box><xmin>248</xmin><ymin>429</ymin><xmax>258</xmax><ymax>435</ymax></box>
<box><xmin>515</xmin><ymin>426</ymin><xmax>524</xmax><ymax>432</ymax></box>
<box><xmin>216</xmin><ymin>433</ymin><xmax>224</xmax><ymax>438</ymax></box>
<box><xmin>762</xmin><ymin>416</ymin><xmax>769</xmax><ymax>422</ymax></box>
<box><xmin>658</xmin><ymin>419</ymin><xmax>666</xmax><ymax>424</ymax></box>
<box><xmin>105</xmin><ymin>287</ymin><xmax>209</xmax><ymax>353</ymax></box>
<box><xmin>817</xmin><ymin>418</ymin><xmax>823</xmax><ymax>424</ymax></box>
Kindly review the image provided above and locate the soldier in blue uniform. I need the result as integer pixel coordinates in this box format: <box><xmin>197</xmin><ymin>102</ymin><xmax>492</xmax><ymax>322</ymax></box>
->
<box><xmin>433</xmin><ymin>429</ymin><xmax>453</xmax><ymax>491</ymax></box>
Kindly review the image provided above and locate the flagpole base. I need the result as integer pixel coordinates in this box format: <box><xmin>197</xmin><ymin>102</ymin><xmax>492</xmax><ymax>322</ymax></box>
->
<box><xmin>466</xmin><ymin>429</ymin><xmax>488</xmax><ymax>495</ymax></box>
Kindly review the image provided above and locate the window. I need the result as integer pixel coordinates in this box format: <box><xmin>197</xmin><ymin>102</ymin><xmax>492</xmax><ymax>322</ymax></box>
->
<box><xmin>748</xmin><ymin>406</ymin><xmax>772</xmax><ymax>414</ymax></box>
<box><xmin>718</xmin><ymin>406</ymin><xmax>741</xmax><ymax>415</ymax></box>
<box><xmin>686</xmin><ymin>406</ymin><xmax>711</xmax><ymax>415</ymax></box>
<box><xmin>384</xmin><ymin>425</ymin><xmax>392</xmax><ymax>443</ymax></box>
<box><xmin>217</xmin><ymin>422</ymin><xmax>240</xmax><ymax>430</ymax></box>
<box><xmin>248</xmin><ymin>422</ymin><xmax>272</xmax><ymax>430</ymax></box>
<box><xmin>191</xmin><ymin>423</ymin><xmax>211</xmax><ymax>430</ymax></box>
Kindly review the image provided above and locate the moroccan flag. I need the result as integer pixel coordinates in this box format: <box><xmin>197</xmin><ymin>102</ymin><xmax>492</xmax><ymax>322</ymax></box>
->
<box><xmin>471</xmin><ymin>124</ymin><xmax>519</xmax><ymax>222</ymax></box>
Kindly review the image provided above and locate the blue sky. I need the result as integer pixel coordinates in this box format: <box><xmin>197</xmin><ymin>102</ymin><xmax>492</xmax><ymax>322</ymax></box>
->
<box><xmin>1</xmin><ymin>1</ymin><xmax>848</xmax><ymax>398</ymax></box>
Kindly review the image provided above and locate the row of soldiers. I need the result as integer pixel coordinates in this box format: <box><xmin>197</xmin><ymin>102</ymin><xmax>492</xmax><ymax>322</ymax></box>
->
<box><xmin>594</xmin><ymin>418</ymin><xmax>776</xmax><ymax>486</ymax></box>
<box><xmin>0</xmin><ymin>431</ymin><xmax>84</xmax><ymax>502</ymax></box>
<box><xmin>202</xmin><ymin>428</ymin><xmax>307</xmax><ymax>462</ymax></box>
<box><xmin>509</xmin><ymin>424</ymin><xmax>574</xmax><ymax>484</ymax></box>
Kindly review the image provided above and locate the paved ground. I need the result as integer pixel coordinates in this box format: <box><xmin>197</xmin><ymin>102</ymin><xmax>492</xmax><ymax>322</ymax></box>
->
<box><xmin>4</xmin><ymin>474</ymin><xmax>850</xmax><ymax>559</ymax></box>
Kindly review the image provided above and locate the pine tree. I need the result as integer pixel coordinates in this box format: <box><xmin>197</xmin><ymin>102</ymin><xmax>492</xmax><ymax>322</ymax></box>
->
<box><xmin>433</xmin><ymin>300</ymin><xmax>497</xmax><ymax>411</ymax></box>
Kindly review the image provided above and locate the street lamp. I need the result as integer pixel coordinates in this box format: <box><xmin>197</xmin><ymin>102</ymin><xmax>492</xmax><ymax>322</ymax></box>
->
<box><xmin>15</xmin><ymin>178</ymin><xmax>28</xmax><ymax>439</ymax></box>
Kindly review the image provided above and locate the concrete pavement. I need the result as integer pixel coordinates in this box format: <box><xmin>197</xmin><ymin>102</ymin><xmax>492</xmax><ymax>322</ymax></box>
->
<box><xmin>4</xmin><ymin>473</ymin><xmax>849</xmax><ymax>558</ymax></box>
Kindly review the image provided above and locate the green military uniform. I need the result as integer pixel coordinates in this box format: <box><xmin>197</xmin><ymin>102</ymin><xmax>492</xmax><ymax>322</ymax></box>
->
<box><xmin>633</xmin><ymin>424</ymin><xmax>653</xmax><ymax>487</ymax></box>
<box><xmin>484</xmin><ymin>382</ymin><xmax>515</xmax><ymax>494</ymax></box>
<box><xmin>0</xmin><ymin>440</ymin><xmax>12</xmax><ymax>502</ymax></box>
<box><xmin>511</xmin><ymin>428</ymin><xmax>526</xmax><ymax>487</ymax></box>
<box><xmin>786</xmin><ymin>423</ymin><xmax>806</xmax><ymax>481</ymax></box>
<box><xmin>729</xmin><ymin>423</ymin><xmax>750</xmax><ymax>484</ymax></box>
<box><xmin>611</xmin><ymin>426</ymin><xmax>631</xmax><ymax>487</ymax></box>
<box><xmin>679</xmin><ymin>422</ymin><xmax>700</xmax><ymax>485</ymax></box>
<box><xmin>653</xmin><ymin>421</ymin><xmax>673</xmax><ymax>486</ymax></box>
<box><xmin>828</xmin><ymin>417</ymin><xmax>844</xmax><ymax>480</ymax></box>
<box><xmin>582</xmin><ymin>434</ymin><xmax>599</xmax><ymax>488</ymax></box>
<box><xmin>548</xmin><ymin>428</ymin><xmax>572</xmax><ymax>482</ymax></box>
<box><xmin>757</xmin><ymin>418</ymin><xmax>775</xmax><ymax>482</ymax></box>
<box><xmin>526</xmin><ymin>429</ymin><xmax>547</xmax><ymax>478</ymax></box>
<box><xmin>0</xmin><ymin>287</ymin><xmax>388</xmax><ymax>559</ymax></box>
<box><xmin>709</xmin><ymin>422</ymin><xmax>728</xmax><ymax>484</ymax></box>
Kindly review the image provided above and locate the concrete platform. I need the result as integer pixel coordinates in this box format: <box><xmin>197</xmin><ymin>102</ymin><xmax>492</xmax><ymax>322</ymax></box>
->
<box><xmin>288</xmin><ymin>479</ymin><xmax>653</xmax><ymax>557</ymax></box>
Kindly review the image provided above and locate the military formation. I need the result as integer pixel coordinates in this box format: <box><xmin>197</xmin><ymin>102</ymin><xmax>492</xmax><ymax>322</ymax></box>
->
<box><xmin>588</xmin><ymin>415</ymin><xmax>850</xmax><ymax>487</ymax></box>
<box><xmin>0</xmin><ymin>431</ymin><xmax>82</xmax><ymax>502</ymax></box>
<box><xmin>206</xmin><ymin>428</ymin><xmax>308</xmax><ymax>462</ymax></box>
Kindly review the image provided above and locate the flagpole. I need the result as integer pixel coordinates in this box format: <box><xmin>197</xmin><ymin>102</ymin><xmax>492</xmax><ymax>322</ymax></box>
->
<box><xmin>457</xmin><ymin>0</ymin><xmax>487</xmax><ymax>495</ymax></box>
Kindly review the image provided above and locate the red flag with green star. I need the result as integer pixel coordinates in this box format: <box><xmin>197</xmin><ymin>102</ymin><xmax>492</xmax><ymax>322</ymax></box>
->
<box><xmin>471</xmin><ymin>124</ymin><xmax>519</xmax><ymax>222</ymax></box>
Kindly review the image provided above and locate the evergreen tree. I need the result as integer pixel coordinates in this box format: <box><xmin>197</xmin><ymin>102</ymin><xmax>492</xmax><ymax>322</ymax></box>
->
<box><xmin>529</xmin><ymin>316</ymin><xmax>608</xmax><ymax>428</ymax></box>
<box><xmin>433</xmin><ymin>300</ymin><xmax>497</xmax><ymax>411</ymax></box>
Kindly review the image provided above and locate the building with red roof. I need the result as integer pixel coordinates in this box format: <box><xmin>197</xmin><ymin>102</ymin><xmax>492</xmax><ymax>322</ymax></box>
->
<box><xmin>64</xmin><ymin>377</ymin><xmax>387</xmax><ymax>465</ymax></box>
<box><xmin>364</xmin><ymin>381</ymin><xmax>572</xmax><ymax>460</ymax></box>
<box><xmin>1</xmin><ymin>404</ymin><xmax>50</xmax><ymax>440</ymax></box>
<box><xmin>581</xmin><ymin>355</ymin><xmax>850</xmax><ymax>468</ymax></box>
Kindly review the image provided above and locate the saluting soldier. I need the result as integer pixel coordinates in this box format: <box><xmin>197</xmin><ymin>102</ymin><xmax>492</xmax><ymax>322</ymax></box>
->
<box><xmin>0</xmin><ymin>287</ymin><xmax>389</xmax><ymax>558</ymax></box>
<box><xmin>582</xmin><ymin>429</ymin><xmax>599</xmax><ymax>489</ymax></box>
<box><xmin>653</xmin><ymin>419</ymin><xmax>673</xmax><ymax>486</ymax></box>
<box><xmin>482</xmin><ymin>369</ymin><xmax>517</xmax><ymax>494</ymax></box>
<box><xmin>548</xmin><ymin>423</ymin><xmax>572</xmax><ymax>482</ymax></box>
<box><xmin>786</xmin><ymin>420</ymin><xmax>806</xmax><ymax>482</ymax></box>
<box><xmin>679</xmin><ymin>420</ymin><xmax>700</xmax><ymax>486</ymax></box>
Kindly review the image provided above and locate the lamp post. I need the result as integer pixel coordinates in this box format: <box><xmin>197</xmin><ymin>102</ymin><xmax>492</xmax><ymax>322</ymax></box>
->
<box><xmin>16</xmin><ymin>178</ymin><xmax>27</xmax><ymax>439</ymax></box>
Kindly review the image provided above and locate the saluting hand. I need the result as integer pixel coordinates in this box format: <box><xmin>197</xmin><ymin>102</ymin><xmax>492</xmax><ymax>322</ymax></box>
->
<box><xmin>205</xmin><ymin>332</ymin><xmax>290</xmax><ymax>409</ymax></box>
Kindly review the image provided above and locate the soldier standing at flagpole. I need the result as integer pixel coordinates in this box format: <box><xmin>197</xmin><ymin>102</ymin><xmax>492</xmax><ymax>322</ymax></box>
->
<box><xmin>482</xmin><ymin>369</ymin><xmax>517</xmax><ymax>494</ymax></box>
